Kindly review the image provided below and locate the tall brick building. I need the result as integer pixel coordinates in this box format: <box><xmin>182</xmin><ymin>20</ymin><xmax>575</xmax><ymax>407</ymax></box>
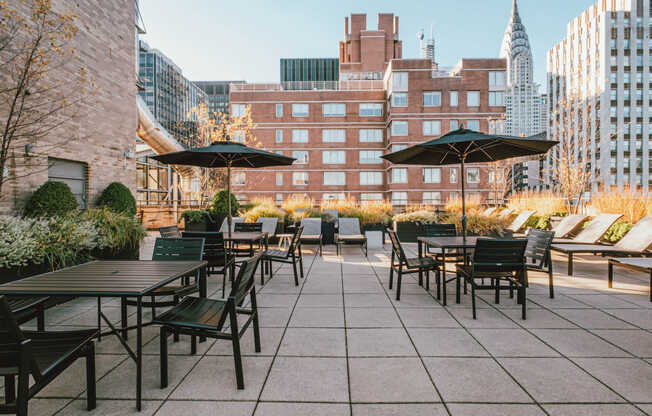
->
<box><xmin>230</xmin><ymin>13</ymin><xmax>507</xmax><ymax>206</ymax></box>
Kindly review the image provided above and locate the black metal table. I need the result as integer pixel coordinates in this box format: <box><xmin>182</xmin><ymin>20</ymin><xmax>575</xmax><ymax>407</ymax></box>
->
<box><xmin>608</xmin><ymin>258</ymin><xmax>652</xmax><ymax>302</ymax></box>
<box><xmin>0</xmin><ymin>260</ymin><xmax>207</xmax><ymax>411</ymax></box>
<box><xmin>417</xmin><ymin>236</ymin><xmax>486</xmax><ymax>305</ymax></box>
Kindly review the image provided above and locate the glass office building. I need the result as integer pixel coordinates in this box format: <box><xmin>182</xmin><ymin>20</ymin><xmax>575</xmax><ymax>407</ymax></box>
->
<box><xmin>194</xmin><ymin>81</ymin><xmax>245</xmax><ymax>117</ymax></box>
<box><xmin>280</xmin><ymin>58</ymin><xmax>339</xmax><ymax>83</ymax></box>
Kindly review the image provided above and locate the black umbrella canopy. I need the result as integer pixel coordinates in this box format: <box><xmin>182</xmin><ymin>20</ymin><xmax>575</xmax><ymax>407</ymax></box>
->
<box><xmin>151</xmin><ymin>141</ymin><xmax>296</xmax><ymax>168</ymax></box>
<box><xmin>382</xmin><ymin>128</ymin><xmax>558</xmax><ymax>165</ymax></box>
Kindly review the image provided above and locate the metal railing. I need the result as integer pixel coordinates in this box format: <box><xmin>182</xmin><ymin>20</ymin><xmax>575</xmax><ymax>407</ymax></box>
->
<box><xmin>230</xmin><ymin>80</ymin><xmax>384</xmax><ymax>92</ymax></box>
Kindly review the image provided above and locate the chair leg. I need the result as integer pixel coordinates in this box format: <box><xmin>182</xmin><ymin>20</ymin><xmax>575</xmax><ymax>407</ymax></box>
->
<box><xmin>269</xmin><ymin>259</ymin><xmax>274</xmax><ymax>278</ymax></box>
<box><xmin>548</xmin><ymin>260</ymin><xmax>555</xmax><ymax>299</ymax></box>
<box><xmin>436</xmin><ymin>267</ymin><xmax>441</xmax><ymax>300</ymax></box>
<box><xmin>191</xmin><ymin>335</ymin><xmax>197</xmax><ymax>355</ymax></box>
<box><xmin>298</xmin><ymin>246</ymin><xmax>305</xmax><ymax>278</ymax></box>
<box><xmin>86</xmin><ymin>342</ymin><xmax>96</xmax><ymax>411</ymax></box>
<box><xmin>36</xmin><ymin>304</ymin><xmax>45</xmax><ymax>331</ymax></box>
<box><xmin>121</xmin><ymin>297</ymin><xmax>128</xmax><ymax>340</ymax></box>
<box><xmin>396</xmin><ymin>269</ymin><xmax>402</xmax><ymax>301</ymax></box>
<box><xmin>251</xmin><ymin>290</ymin><xmax>262</xmax><ymax>353</ymax></box>
<box><xmin>151</xmin><ymin>296</ymin><xmax>156</xmax><ymax>319</ymax></box>
<box><xmin>425</xmin><ymin>269</ymin><xmax>430</xmax><ymax>291</ymax></box>
<box><xmin>4</xmin><ymin>375</ymin><xmax>15</xmax><ymax>403</ymax></box>
<box><xmin>260</xmin><ymin>258</ymin><xmax>265</xmax><ymax>285</ymax></box>
<box><xmin>389</xmin><ymin>253</ymin><xmax>395</xmax><ymax>290</ymax></box>
<box><xmin>471</xmin><ymin>280</ymin><xmax>477</xmax><ymax>320</ymax></box>
<box><xmin>495</xmin><ymin>279</ymin><xmax>500</xmax><ymax>304</ymax></box>
<box><xmin>567</xmin><ymin>252</ymin><xmax>573</xmax><ymax>276</ymax></box>
<box><xmin>16</xmin><ymin>351</ymin><xmax>29</xmax><ymax>416</ymax></box>
<box><xmin>160</xmin><ymin>326</ymin><xmax>168</xmax><ymax>388</ymax></box>
<box><xmin>455</xmin><ymin>271</ymin><xmax>461</xmax><ymax>304</ymax></box>
<box><xmin>222</xmin><ymin>270</ymin><xmax>227</xmax><ymax>297</ymax></box>
<box><xmin>229</xmin><ymin>309</ymin><xmax>245</xmax><ymax>389</ymax></box>
<box><xmin>521</xmin><ymin>286</ymin><xmax>527</xmax><ymax>319</ymax></box>
<box><xmin>292</xmin><ymin>256</ymin><xmax>299</xmax><ymax>286</ymax></box>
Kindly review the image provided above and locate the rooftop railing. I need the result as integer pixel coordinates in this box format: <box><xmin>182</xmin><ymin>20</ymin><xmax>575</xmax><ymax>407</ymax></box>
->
<box><xmin>230</xmin><ymin>80</ymin><xmax>384</xmax><ymax>92</ymax></box>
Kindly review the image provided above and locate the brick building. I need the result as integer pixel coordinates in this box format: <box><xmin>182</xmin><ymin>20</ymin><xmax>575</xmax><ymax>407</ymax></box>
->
<box><xmin>230</xmin><ymin>13</ymin><xmax>507</xmax><ymax>206</ymax></box>
<box><xmin>1</xmin><ymin>0</ymin><xmax>137</xmax><ymax>213</ymax></box>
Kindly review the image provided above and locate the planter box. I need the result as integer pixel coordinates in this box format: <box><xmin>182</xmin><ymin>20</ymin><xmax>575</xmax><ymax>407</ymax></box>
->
<box><xmin>184</xmin><ymin>219</ymin><xmax>208</xmax><ymax>232</ymax></box>
<box><xmin>394</xmin><ymin>221</ymin><xmax>422</xmax><ymax>243</ymax></box>
<box><xmin>366</xmin><ymin>231</ymin><xmax>383</xmax><ymax>249</ymax></box>
<box><xmin>321</xmin><ymin>222</ymin><xmax>336</xmax><ymax>245</ymax></box>
<box><xmin>207</xmin><ymin>213</ymin><xmax>227</xmax><ymax>232</ymax></box>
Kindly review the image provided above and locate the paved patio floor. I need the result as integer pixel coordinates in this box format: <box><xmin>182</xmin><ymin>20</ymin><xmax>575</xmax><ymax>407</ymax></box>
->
<box><xmin>4</xmin><ymin>241</ymin><xmax>652</xmax><ymax>415</ymax></box>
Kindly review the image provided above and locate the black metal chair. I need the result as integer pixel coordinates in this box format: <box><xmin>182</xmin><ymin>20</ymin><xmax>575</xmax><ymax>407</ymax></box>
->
<box><xmin>455</xmin><ymin>239</ymin><xmax>528</xmax><ymax>320</ymax></box>
<box><xmin>233</xmin><ymin>222</ymin><xmax>263</xmax><ymax>256</ymax></box>
<box><xmin>154</xmin><ymin>254</ymin><xmax>262</xmax><ymax>390</ymax></box>
<box><xmin>121</xmin><ymin>238</ymin><xmax>204</xmax><ymax>334</ymax></box>
<box><xmin>0</xmin><ymin>296</ymin><xmax>97</xmax><ymax>416</ymax></box>
<box><xmin>182</xmin><ymin>232</ymin><xmax>237</xmax><ymax>297</ymax></box>
<box><xmin>159</xmin><ymin>225</ymin><xmax>182</xmax><ymax>238</ymax></box>
<box><xmin>421</xmin><ymin>223</ymin><xmax>459</xmax><ymax>299</ymax></box>
<box><xmin>387</xmin><ymin>230</ymin><xmax>438</xmax><ymax>301</ymax></box>
<box><xmin>525</xmin><ymin>230</ymin><xmax>556</xmax><ymax>299</ymax></box>
<box><xmin>260</xmin><ymin>226</ymin><xmax>304</xmax><ymax>286</ymax></box>
<box><xmin>8</xmin><ymin>297</ymin><xmax>48</xmax><ymax>331</ymax></box>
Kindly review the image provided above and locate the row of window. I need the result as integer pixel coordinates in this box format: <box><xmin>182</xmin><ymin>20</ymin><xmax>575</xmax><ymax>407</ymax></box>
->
<box><xmin>263</xmin><ymin>192</ymin><xmax>470</xmax><ymax>206</ymax></box>
<box><xmin>232</xmin><ymin>103</ymin><xmax>384</xmax><ymax>118</ymax></box>
<box><xmin>389</xmin><ymin>91</ymin><xmax>504</xmax><ymax>108</ymax></box>
<box><xmin>391</xmin><ymin>119</ymin><xmax>480</xmax><ymax>136</ymax></box>
<box><xmin>390</xmin><ymin>71</ymin><xmax>506</xmax><ymax>91</ymax></box>
<box><xmin>231</xmin><ymin>167</ymin><xmax>481</xmax><ymax>186</ymax></box>
<box><xmin>289</xmin><ymin>150</ymin><xmax>383</xmax><ymax>165</ymax></box>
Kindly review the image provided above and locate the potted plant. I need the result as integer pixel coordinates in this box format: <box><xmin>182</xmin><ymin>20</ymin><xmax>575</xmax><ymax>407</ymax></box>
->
<box><xmin>210</xmin><ymin>189</ymin><xmax>240</xmax><ymax>231</ymax></box>
<box><xmin>392</xmin><ymin>210</ymin><xmax>438</xmax><ymax>242</ymax></box>
<box><xmin>320</xmin><ymin>211</ymin><xmax>337</xmax><ymax>245</ymax></box>
<box><xmin>180</xmin><ymin>209</ymin><xmax>211</xmax><ymax>231</ymax></box>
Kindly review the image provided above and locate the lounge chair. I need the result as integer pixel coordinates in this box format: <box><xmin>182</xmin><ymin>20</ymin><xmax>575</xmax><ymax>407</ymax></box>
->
<box><xmin>336</xmin><ymin>218</ymin><xmax>367</xmax><ymax>256</ymax></box>
<box><xmin>387</xmin><ymin>230</ymin><xmax>438</xmax><ymax>301</ymax></box>
<box><xmin>506</xmin><ymin>210</ymin><xmax>536</xmax><ymax>233</ymax></box>
<box><xmin>219</xmin><ymin>216</ymin><xmax>244</xmax><ymax>233</ymax></box>
<box><xmin>552</xmin><ymin>214</ymin><xmax>622</xmax><ymax>244</ymax></box>
<box><xmin>551</xmin><ymin>214</ymin><xmax>589</xmax><ymax>239</ymax></box>
<box><xmin>300</xmin><ymin>218</ymin><xmax>323</xmax><ymax>256</ymax></box>
<box><xmin>482</xmin><ymin>207</ymin><xmax>497</xmax><ymax>216</ymax></box>
<box><xmin>498</xmin><ymin>209</ymin><xmax>514</xmax><ymax>219</ymax></box>
<box><xmin>551</xmin><ymin>216</ymin><xmax>652</xmax><ymax>276</ymax></box>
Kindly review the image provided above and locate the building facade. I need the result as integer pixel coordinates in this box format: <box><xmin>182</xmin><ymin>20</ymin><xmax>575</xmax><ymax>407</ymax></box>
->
<box><xmin>230</xmin><ymin>13</ymin><xmax>506</xmax><ymax>206</ymax></box>
<box><xmin>280</xmin><ymin>58</ymin><xmax>339</xmax><ymax>84</ymax></box>
<box><xmin>138</xmin><ymin>40</ymin><xmax>207</xmax><ymax>148</ymax></box>
<box><xmin>547</xmin><ymin>0</ymin><xmax>651</xmax><ymax>192</ymax></box>
<box><xmin>194</xmin><ymin>80</ymin><xmax>245</xmax><ymax>116</ymax></box>
<box><xmin>1</xmin><ymin>0</ymin><xmax>138</xmax><ymax>213</ymax></box>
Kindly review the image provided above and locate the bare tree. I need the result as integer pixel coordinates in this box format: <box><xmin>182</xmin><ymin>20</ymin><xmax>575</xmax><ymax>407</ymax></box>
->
<box><xmin>0</xmin><ymin>0</ymin><xmax>90</xmax><ymax>198</ymax></box>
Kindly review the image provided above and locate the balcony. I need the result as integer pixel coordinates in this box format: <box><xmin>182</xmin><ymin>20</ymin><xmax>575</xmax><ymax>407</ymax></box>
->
<box><xmin>230</xmin><ymin>80</ymin><xmax>384</xmax><ymax>92</ymax></box>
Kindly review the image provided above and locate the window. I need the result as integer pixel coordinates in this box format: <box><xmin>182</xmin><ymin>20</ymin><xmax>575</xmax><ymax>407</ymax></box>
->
<box><xmin>424</xmin><ymin>92</ymin><xmax>441</xmax><ymax>106</ymax></box>
<box><xmin>450</xmin><ymin>120</ymin><xmax>459</xmax><ymax>131</ymax></box>
<box><xmin>48</xmin><ymin>158</ymin><xmax>88</xmax><ymax>208</ymax></box>
<box><xmin>323</xmin><ymin>103</ymin><xmax>346</xmax><ymax>116</ymax></box>
<box><xmin>423</xmin><ymin>120</ymin><xmax>441</xmax><ymax>136</ymax></box>
<box><xmin>467</xmin><ymin>91</ymin><xmax>480</xmax><ymax>107</ymax></box>
<box><xmin>276</xmin><ymin>193</ymin><xmax>283</xmax><ymax>206</ymax></box>
<box><xmin>322</xmin><ymin>129</ymin><xmax>346</xmax><ymax>142</ymax></box>
<box><xmin>275</xmin><ymin>130</ymin><xmax>283</xmax><ymax>143</ymax></box>
<box><xmin>276</xmin><ymin>173</ymin><xmax>283</xmax><ymax>186</ymax></box>
<box><xmin>292</xmin><ymin>103</ymin><xmax>309</xmax><ymax>117</ymax></box>
<box><xmin>360</xmin><ymin>171</ymin><xmax>382</xmax><ymax>185</ymax></box>
<box><xmin>233</xmin><ymin>130</ymin><xmax>245</xmax><ymax>143</ymax></box>
<box><xmin>489</xmin><ymin>71</ymin><xmax>506</xmax><ymax>88</ymax></box>
<box><xmin>232</xmin><ymin>172</ymin><xmax>246</xmax><ymax>185</ymax></box>
<box><xmin>392</xmin><ymin>144</ymin><xmax>408</xmax><ymax>152</ymax></box>
<box><xmin>359</xmin><ymin>103</ymin><xmax>382</xmax><ymax>116</ymax></box>
<box><xmin>293</xmin><ymin>172</ymin><xmax>308</xmax><ymax>185</ymax></box>
<box><xmin>323</xmin><ymin>193</ymin><xmax>345</xmax><ymax>201</ymax></box>
<box><xmin>450</xmin><ymin>91</ymin><xmax>459</xmax><ymax>106</ymax></box>
<box><xmin>359</xmin><ymin>129</ymin><xmax>383</xmax><ymax>142</ymax></box>
<box><xmin>293</xmin><ymin>150</ymin><xmax>309</xmax><ymax>164</ymax></box>
<box><xmin>361</xmin><ymin>193</ymin><xmax>382</xmax><ymax>202</ymax></box>
<box><xmin>292</xmin><ymin>129</ymin><xmax>308</xmax><ymax>143</ymax></box>
<box><xmin>232</xmin><ymin>104</ymin><xmax>246</xmax><ymax>117</ymax></box>
<box><xmin>392</xmin><ymin>192</ymin><xmax>408</xmax><ymax>205</ymax></box>
<box><xmin>392</xmin><ymin>168</ymin><xmax>408</xmax><ymax>183</ymax></box>
<box><xmin>391</xmin><ymin>93</ymin><xmax>407</xmax><ymax>107</ymax></box>
<box><xmin>275</xmin><ymin>104</ymin><xmax>283</xmax><ymax>117</ymax></box>
<box><xmin>391</xmin><ymin>121</ymin><xmax>408</xmax><ymax>136</ymax></box>
<box><xmin>423</xmin><ymin>192</ymin><xmax>442</xmax><ymax>205</ymax></box>
<box><xmin>489</xmin><ymin>92</ymin><xmax>504</xmax><ymax>106</ymax></box>
<box><xmin>323</xmin><ymin>150</ymin><xmax>345</xmax><ymax>164</ymax></box>
<box><xmin>466</xmin><ymin>120</ymin><xmax>480</xmax><ymax>131</ymax></box>
<box><xmin>359</xmin><ymin>150</ymin><xmax>383</xmax><ymax>164</ymax></box>
<box><xmin>323</xmin><ymin>172</ymin><xmax>346</xmax><ymax>185</ymax></box>
<box><xmin>466</xmin><ymin>167</ymin><xmax>480</xmax><ymax>183</ymax></box>
<box><xmin>391</xmin><ymin>72</ymin><xmax>408</xmax><ymax>91</ymax></box>
<box><xmin>422</xmin><ymin>168</ymin><xmax>441</xmax><ymax>183</ymax></box>
<box><xmin>450</xmin><ymin>168</ymin><xmax>458</xmax><ymax>183</ymax></box>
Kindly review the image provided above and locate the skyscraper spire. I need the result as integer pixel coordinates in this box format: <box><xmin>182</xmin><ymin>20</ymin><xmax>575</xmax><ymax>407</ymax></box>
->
<box><xmin>500</xmin><ymin>0</ymin><xmax>532</xmax><ymax>85</ymax></box>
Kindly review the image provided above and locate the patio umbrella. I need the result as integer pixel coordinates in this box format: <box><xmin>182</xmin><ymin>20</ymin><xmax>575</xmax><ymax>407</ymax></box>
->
<box><xmin>152</xmin><ymin>141</ymin><xmax>295</xmax><ymax>237</ymax></box>
<box><xmin>382</xmin><ymin>128</ymin><xmax>558</xmax><ymax>237</ymax></box>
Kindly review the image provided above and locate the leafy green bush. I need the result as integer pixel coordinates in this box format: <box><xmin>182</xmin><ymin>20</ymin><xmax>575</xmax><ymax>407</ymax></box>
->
<box><xmin>82</xmin><ymin>208</ymin><xmax>145</xmax><ymax>254</ymax></box>
<box><xmin>96</xmin><ymin>182</ymin><xmax>137</xmax><ymax>216</ymax></box>
<box><xmin>212</xmin><ymin>190</ymin><xmax>239</xmax><ymax>215</ymax></box>
<box><xmin>441</xmin><ymin>213</ymin><xmax>511</xmax><ymax>236</ymax></box>
<box><xmin>525</xmin><ymin>215</ymin><xmax>550</xmax><ymax>230</ymax></box>
<box><xmin>24</xmin><ymin>181</ymin><xmax>78</xmax><ymax>217</ymax></box>
<box><xmin>393</xmin><ymin>210</ymin><xmax>438</xmax><ymax>224</ymax></box>
<box><xmin>179</xmin><ymin>210</ymin><xmax>212</xmax><ymax>224</ymax></box>
<box><xmin>601</xmin><ymin>221</ymin><xmax>633</xmax><ymax>243</ymax></box>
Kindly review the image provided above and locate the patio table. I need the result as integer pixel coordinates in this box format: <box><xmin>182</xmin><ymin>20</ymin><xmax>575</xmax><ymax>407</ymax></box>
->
<box><xmin>0</xmin><ymin>260</ymin><xmax>207</xmax><ymax>411</ymax></box>
<box><xmin>608</xmin><ymin>257</ymin><xmax>652</xmax><ymax>301</ymax></box>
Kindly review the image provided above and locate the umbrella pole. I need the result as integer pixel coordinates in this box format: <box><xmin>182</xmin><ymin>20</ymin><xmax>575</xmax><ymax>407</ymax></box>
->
<box><xmin>227</xmin><ymin>161</ymin><xmax>232</xmax><ymax>238</ymax></box>
<box><xmin>460</xmin><ymin>157</ymin><xmax>467</xmax><ymax>239</ymax></box>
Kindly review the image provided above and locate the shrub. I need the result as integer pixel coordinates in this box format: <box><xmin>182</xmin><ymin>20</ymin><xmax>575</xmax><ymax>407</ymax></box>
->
<box><xmin>0</xmin><ymin>216</ymin><xmax>45</xmax><ymax>268</ymax></box>
<box><xmin>444</xmin><ymin>194</ymin><xmax>481</xmax><ymax>214</ymax></box>
<box><xmin>24</xmin><ymin>181</ymin><xmax>78</xmax><ymax>218</ymax></box>
<box><xmin>393</xmin><ymin>210</ymin><xmax>438</xmax><ymax>224</ymax></box>
<box><xmin>81</xmin><ymin>208</ymin><xmax>145</xmax><ymax>254</ymax></box>
<box><xmin>440</xmin><ymin>212</ymin><xmax>511</xmax><ymax>236</ymax></box>
<box><xmin>589</xmin><ymin>187</ymin><xmax>650</xmax><ymax>224</ymax></box>
<box><xmin>281</xmin><ymin>194</ymin><xmax>314</xmax><ymax>218</ymax></box>
<box><xmin>243</xmin><ymin>198</ymin><xmax>284</xmax><ymax>222</ymax></box>
<box><xmin>601</xmin><ymin>221</ymin><xmax>633</xmax><ymax>243</ymax></box>
<box><xmin>179</xmin><ymin>209</ymin><xmax>212</xmax><ymax>224</ymax></box>
<box><xmin>321</xmin><ymin>197</ymin><xmax>392</xmax><ymax>226</ymax></box>
<box><xmin>507</xmin><ymin>191</ymin><xmax>567</xmax><ymax>216</ymax></box>
<box><xmin>96</xmin><ymin>182</ymin><xmax>137</xmax><ymax>216</ymax></box>
<box><xmin>211</xmin><ymin>190</ymin><xmax>239</xmax><ymax>215</ymax></box>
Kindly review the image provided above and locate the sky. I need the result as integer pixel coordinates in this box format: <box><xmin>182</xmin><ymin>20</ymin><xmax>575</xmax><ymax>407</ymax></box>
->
<box><xmin>138</xmin><ymin>0</ymin><xmax>596</xmax><ymax>89</ymax></box>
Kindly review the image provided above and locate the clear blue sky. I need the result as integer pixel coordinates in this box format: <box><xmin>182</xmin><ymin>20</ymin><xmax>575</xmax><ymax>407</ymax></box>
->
<box><xmin>138</xmin><ymin>0</ymin><xmax>595</xmax><ymax>89</ymax></box>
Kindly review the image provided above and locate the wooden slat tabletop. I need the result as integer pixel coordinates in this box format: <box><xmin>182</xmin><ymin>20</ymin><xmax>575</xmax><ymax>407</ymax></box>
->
<box><xmin>0</xmin><ymin>260</ymin><xmax>207</xmax><ymax>297</ymax></box>
<box><xmin>610</xmin><ymin>257</ymin><xmax>652</xmax><ymax>270</ymax></box>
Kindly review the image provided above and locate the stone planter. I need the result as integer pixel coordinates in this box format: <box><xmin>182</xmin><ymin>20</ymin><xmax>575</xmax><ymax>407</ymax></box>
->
<box><xmin>365</xmin><ymin>231</ymin><xmax>383</xmax><ymax>249</ymax></box>
<box><xmin>321</xmin><ymin>222</ymin><xmax>336</xmax><ymax>245</ymax></box>
<box><xmin>184</xmin><ymin>218</ymin><xmax>209</xmax><ymax>232</ymax></box>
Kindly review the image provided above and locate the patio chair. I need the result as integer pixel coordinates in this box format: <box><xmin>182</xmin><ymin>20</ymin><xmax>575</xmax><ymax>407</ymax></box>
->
<box><xmin>121</xmin><ymin>238</ymin><xmax>204</xmax><ymax>332</ymax></box>
<box><xmin>455</xmin><ymin>239</ymin><xmax>528</xmax><ymax>319</ymax></box>
<box><xmin>182</xmin><ymin>232</ymin><xmax>236</xmax><ymax>297</ymax></box>
<box><xmin>261</xmin><ymin>226</ymin><xmax>304</xmax><ymax>285</ymax></box>
<box><xmin>551</xmin><ymin>214</ymin><xmax>589</xmax><ymax>239</ymax></box>
<box><xmin>482</xmin><ymin>207</ymin><xmax>497</xmax><ymax>216</ymax></box>
<box><xmin>421</xmin><ymin>223</ymin><xmax>459</xmax><ymax>300</ymax></box>
<box><xmin>506</xmin><ymin>210</ymin><xmax>536</xmax><ymax>233</ymax></box>
<box><xmin>551</xmin><ymin>216</ymin><xmax>652</xmax><ymax>276</ymax></box>
<box><xmin>525</xmin><ymin>230</ymin><xmax>556</xmax><ymax>298</ymax></box>
<box><xmin>159</xmin><ymin>225</ymin><xmax>181</xmax><ymax>238</ymax></box>
<box><xmin>0</xmin><ymin>296</ymin><xmax>97</xmax><ymax>415</ymax></box>
<box><xmin>219</xmin><ymin>216</ymin><xmax>244</xmax><ymax>233</ymax></box>
<box><xmin>387</xmin><ymin>230</ymin><xmax>438</xmax><ymax>301</ymax></box>
<box><xmin>300</xmin><ymin>218</ymin><xmax>323</xmax><ymax>256</ymax></box>
<box><xmin>335</xmin><ymin>218</ymin><xmax>367</xmax><ymax>256</ymax></box>
<box><xmin>552</xmin><ymin>213</ymin><xmax>622</xmax><ymax>244</ymax></box>
<box><xmin>155</xmin><ymin>254</ymin><xmax>261</xmax><ymax>390</ymax></box>
<box><xmin>498</xmin><ymin>209</ymin><xmax>514</xmax><ymax>219</ymax></box>
<box><xmin>7</xmin><ymin>296</ymin><xmax>48</xmax><ymax>331</ymax></box>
